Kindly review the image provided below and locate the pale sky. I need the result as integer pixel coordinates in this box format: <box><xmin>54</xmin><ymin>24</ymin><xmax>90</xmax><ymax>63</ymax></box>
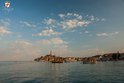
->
<box><xmin>0</xmin><ymin>0</ymin><xmax>124</xmax><ymax>61</ymax></box>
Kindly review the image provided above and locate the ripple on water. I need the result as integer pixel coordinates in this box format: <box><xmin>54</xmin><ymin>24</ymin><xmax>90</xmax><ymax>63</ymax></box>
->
<box><xmin>0</xmin><ymin>61</ymin><xmax>124</xmax><ymax>83</ymax></box>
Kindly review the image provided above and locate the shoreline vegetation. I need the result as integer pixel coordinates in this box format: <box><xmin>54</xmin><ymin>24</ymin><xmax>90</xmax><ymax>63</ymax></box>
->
<box><xmin>34</xmin><ymin>51</ymin><xmax>124</xmax><ymax>64</ymax></box>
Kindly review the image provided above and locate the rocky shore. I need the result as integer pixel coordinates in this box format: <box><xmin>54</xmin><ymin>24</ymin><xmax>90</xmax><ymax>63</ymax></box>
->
<box><xmin>34</xmin><ymin>51</ymin><xmax>124</xmax><ymax>63</ymax></box>
<box><xmin>34</xmin><ymin>51</ymin><xmax>83</xmax><ymax>63</ymax></box>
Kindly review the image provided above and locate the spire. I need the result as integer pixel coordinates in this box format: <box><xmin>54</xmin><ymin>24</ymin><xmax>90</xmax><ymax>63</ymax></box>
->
<box><xmin>50</xmin><ymin>50</ymin><xmax>52</xmax><ymax>55</ymax></box>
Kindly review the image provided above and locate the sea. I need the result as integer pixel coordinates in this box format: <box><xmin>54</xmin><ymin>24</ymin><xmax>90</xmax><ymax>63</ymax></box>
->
<box><xmin>0</xmin><ymin>61</ymin><xmax>124</xmax><ymax>83</ymax></box>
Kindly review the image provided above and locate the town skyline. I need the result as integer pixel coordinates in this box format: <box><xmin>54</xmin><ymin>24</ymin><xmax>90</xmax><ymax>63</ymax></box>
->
<box><xmin>0</xmin><ymin>0</ymin><xmax>124</xmax><ymax>61</ymax></box>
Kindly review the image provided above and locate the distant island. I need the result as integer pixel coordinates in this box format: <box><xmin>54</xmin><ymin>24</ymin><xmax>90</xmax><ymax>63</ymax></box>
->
<box><xmin>34</xmin><ymin>51</ymin><xmax>124</xmax><ymax>64</ymax></box>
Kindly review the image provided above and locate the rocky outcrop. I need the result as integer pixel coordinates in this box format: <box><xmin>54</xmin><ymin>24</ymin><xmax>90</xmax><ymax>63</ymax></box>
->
<box><xmin>34</xmin><ymin>51</ymin><xmax>124</xmax><ymax>64</ymax></box>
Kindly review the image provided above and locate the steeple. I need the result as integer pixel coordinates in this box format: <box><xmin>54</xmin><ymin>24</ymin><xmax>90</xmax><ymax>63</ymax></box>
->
<box><xmin>50</xmin><ymin>50</ymin><xmax>52</xmax><ymax>55</ymax></box>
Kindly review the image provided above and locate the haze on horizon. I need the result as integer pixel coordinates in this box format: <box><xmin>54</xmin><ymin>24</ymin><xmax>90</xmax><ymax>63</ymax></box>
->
<box><xmin>0</xmin><ymin>0</ymin><xmax>124</xmax><ymax>61</ymax></box>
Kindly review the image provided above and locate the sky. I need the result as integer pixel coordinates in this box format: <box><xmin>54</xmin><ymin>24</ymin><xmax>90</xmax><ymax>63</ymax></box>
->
<box><xmin>0</xmin><ymin>0</ymin><xmax>124</xmax><ymax>61</ymax></box>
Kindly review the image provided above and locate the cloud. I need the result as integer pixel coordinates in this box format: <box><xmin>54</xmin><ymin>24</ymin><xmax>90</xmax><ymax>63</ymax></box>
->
<box><xmin>0</xmin><ymin>40</ymin><xmax>40</xmax><ymax>61</ymax></box>
<box><xmin>80</xmin><ymin>30</ymin><xmax>89</xmax><ymax>34</ymax></box>
<box><xmin>43</xmin><ymin>18</ymin><xmax>56</xmax><ymax>25</ymax></box>
<box><xmin>41</xmin><ymin>13</ymin><xmax>94</xmax><ymax>31</ymax></box>
<box><xmin>89</xmin><ymin>15</ymin><xmax>100</xmax><ymax>21</ymax></box>
<box><xmin>60</xmin><ymin>19</ymin><xmax>90</xmax><ymax>30</ymax></box>
<box><xmin>90</xmin><ymin>16</ymin><xmax>95</xmax><ymax>21</ymax></box>
<box><xmin>38</xmin><ymin>13</ymin><xmax>105</xmax><ymax>34</ymax></box>
<box><xmin>50</xmin><ymin>37</ymin><xmax>68</xmax><ymax>45</ymax></box>
<box><xmin>85</xmin><ymin>31</ymin><xmax>89</xmax><ymax>34</ymax></box>
<box><xmin>20</xmin><ymin>21</ymin><xmax>36</xmax><ymax>28</ymax></box>
<box><xmin>0</xmin><ymin>19</ymin><xmax>10</xmax><ymax>26</ymax></box>
<box><xmin>9</xmin><ymin>40</ymin><xmax>41</xmax><ymax>61</ymax></box>
<box><xmin>96</xmin><ymin>32</ymin><xmax>119</xmax><ymax>37</ymax></box>
<box><xmin>59</xmin><ymin>13</ymin><xmax>82</xmax><ymax>20</ymax></box>
<box><xmin>0</xmin><ymin>38</ymin><xmax>69</xmax><ymax>61</ymax></box>
<box><xmin>33</xmin><ymin>28</ymin><xmax>62</xmax><ymax>36</ymax></box>
<box><xmin>39</xmin><ymin>37</ymin><xmax>68</xmax><ymax>45</ymax></box>
<box><xmin>0</xmin><ymin>26</ymin><xmax>11</xmax><ymax>35</ymax></box>
<box><xmin>59</xmin><ymin>14</ymin><xmax>65</xmax><ymax>19</ymax></box>
<box><xmin>38</xmin><ymin>37</ymin><xmax>68</xmax><ymax>49</ymax></box>
<box><xmin>89</xmin><ymin>15</ymin><xmax>106</xmax><ymax>22</ymax></box>
<box><xmin>96</xmin><ymin>33</ymin><xmax>108</xmax><ymax>36</ymax></box>
<box><xmin>101</xmin><ymin>18</ymin><xmax>106</xmax><ymax>21</ymax></box>
<box><xmin>14</xmin><ymin>40</ymin><xmax>32</xmax><ymax>46</ymax></box>
<box><xmin>0</xmin><ymin>19</ymin><xmax>12</xmax><ymax>36</ymax></box>
<box><xmin>58</xmin><ymin>13</ymin><xmax>91</xmax><ymax>30</ymax></box>
<box><xmin>37</xmin><ymin>37</ymin><xmax>69</xmax><ymax>56</ymax></box>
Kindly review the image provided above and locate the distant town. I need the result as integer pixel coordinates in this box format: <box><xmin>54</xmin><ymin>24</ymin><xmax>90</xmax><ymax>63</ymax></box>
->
<box><xmin>34</xmin><ymin>51</ymin><xmax>124</xmax><ymax>64</ymax></box>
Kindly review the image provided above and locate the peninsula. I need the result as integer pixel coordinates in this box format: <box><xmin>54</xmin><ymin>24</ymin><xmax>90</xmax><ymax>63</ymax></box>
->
<box><xmin>34</xmin><ymin>51</ymin><xmax>124</xmax><ymax>63</ymax></box>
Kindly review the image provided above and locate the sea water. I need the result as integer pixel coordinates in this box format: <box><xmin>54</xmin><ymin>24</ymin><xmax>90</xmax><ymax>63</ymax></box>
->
<box><xmin>0</xmin><ymin>61</ymin><xmax>124</xmax><ymax>83</ymax></box>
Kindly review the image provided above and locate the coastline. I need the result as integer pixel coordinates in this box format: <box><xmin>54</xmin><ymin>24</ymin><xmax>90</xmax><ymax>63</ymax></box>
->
<box><xmin>34</xmin><ymin>51</ymin><xmax>124</xmax><ymax>64</ymax></box>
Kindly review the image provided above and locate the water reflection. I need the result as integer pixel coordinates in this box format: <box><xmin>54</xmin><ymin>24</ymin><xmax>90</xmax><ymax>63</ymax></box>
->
<box><xmin>0</xmin><ymin>61</ymin><xmax>124</xmax><ymax>83</ymax></box>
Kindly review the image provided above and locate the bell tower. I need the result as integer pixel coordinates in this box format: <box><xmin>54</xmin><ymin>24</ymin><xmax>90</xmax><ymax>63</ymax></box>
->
<box><xmin>50</xmin><ymin>50</ymin><xmax>52</xmax><ymax>55</ymax></box>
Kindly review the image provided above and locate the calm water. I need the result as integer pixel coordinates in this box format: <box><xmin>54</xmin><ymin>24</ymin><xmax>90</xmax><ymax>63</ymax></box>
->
<box><xmin>0</xmin><ymin>61</ymin><xmax>124</xmax><ymax>83</ymax></box>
